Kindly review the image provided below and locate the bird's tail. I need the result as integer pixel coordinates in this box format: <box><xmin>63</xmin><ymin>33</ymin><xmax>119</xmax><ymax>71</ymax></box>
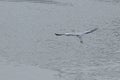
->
<box><xmin>76</xmin><ymin>35</ymin><xmax>83</xmax><ymax>43</ymax></box>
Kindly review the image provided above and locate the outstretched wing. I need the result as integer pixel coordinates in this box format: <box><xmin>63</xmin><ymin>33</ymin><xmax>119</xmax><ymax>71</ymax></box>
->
<box><xmin>76</xmin><ymin>36</ymin><xmax>83</xmax><ymax>43</ymax></box>
<box><xmin>55</xmin><ymin>33</ymin><xmax>64</xmax><ymax>36</ymax></box>
<box><xmin>84</xmin><ymin>28</ymin><xmax>98</xmax><ymax>34</ymax></box>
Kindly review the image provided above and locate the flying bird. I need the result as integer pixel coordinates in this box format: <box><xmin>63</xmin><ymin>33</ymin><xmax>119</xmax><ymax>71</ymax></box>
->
<box><xmin>55</xmin><ymin>28</ymin><xmax>98</xmax><ymax>43</ymax></box>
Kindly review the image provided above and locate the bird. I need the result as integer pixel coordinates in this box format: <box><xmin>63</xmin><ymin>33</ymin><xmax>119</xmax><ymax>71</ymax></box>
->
<box><xmin>55</xmin><ymin>28</ymin><xmax>98</xmax><ymax>43</ymax></box>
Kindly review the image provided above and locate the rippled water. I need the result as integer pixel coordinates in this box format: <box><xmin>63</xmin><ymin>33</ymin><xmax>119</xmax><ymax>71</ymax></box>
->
<box><xmin>0</xmin><ymin>0</ymin><xmax>120</xmax><ymax>80</ymax></box>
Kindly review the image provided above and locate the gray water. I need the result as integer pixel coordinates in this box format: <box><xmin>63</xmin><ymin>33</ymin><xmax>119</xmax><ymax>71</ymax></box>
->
<box><xmin>0</xmin><ymin>0</ymin><xmax>73</xmax><ymax>6</ymax></box>
<box><xmin>0</xmin><ymin>0</ymin><xmax>120</xmax><ymax>80</ymax></box>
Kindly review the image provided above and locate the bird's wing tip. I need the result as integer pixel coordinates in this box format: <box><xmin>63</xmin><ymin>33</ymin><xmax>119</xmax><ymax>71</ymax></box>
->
<box><xmin>55</xmin><ymin>33</ymin><xmax>63</xmax><ymax>36</ymax></box>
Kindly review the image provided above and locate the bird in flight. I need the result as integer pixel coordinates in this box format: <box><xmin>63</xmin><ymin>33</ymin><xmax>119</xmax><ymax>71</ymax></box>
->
<box><xmin>55</xmin><ymin>28</ymin><xmax>98</xmax><ymax>43</ymax></box>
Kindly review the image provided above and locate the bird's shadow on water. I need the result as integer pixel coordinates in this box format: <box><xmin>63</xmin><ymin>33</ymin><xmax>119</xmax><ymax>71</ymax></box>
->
<box><xmin>0</xmin><ymin>0</ymin><xmax>73</xmax><ymax>6</ymax></box>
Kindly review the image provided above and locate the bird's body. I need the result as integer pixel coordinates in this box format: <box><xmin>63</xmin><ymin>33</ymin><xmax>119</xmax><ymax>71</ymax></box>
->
<box><xmin>55</xmin><ymin>32</ymin><xmax>83</xmax><ymax>36</ymax></box>
<box><xmin>55</xmin><ymin>28</ymin><xmax>98</xmax><ymax>43</ymax></box>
